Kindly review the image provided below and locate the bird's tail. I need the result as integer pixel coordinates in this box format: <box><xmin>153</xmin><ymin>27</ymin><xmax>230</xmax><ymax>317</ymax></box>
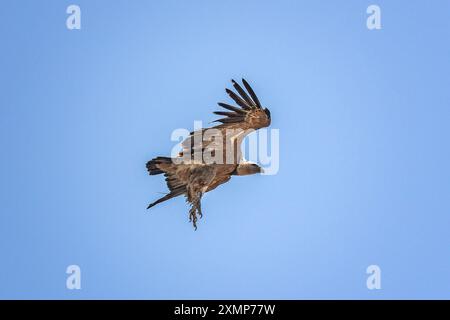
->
<box><xmin>146</xmin><ymin>156</ymin><xmax>172</xmax><ymax>175</ymax></box>
<box><xmin>146</xmin><ymin>156</ymin><xmax>185</xmax><ymax>209</ymax></box>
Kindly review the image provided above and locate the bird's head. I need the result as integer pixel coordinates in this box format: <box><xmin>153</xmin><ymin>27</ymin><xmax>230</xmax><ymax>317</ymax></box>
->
<box><xmin>234</xmin><ymin>162</ymin><xmax>264</xmax><ymax>176</ymax></box>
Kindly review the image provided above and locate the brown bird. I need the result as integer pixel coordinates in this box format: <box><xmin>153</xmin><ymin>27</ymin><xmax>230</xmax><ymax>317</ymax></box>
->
<box><xmin>146</xmin><ymin>79</ymin><xmax>271</xmax><ymax>229</ymax></box>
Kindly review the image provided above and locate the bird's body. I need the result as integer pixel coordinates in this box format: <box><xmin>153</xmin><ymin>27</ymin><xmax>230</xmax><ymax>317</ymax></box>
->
<box><xmin>146</xmin><ymin>79</ymin><xmax>271</xmax><ymax>229</ymax></box>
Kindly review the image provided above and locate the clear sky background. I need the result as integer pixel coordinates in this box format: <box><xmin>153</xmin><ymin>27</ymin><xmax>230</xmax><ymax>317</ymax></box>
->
<box><xmin>0</xmin><ymin>0</ymin><xmax>449</xmax><ymax>299</ymax></box>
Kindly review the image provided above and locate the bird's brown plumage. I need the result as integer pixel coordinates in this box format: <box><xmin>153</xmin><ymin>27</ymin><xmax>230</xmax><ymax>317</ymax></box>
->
<box><xmin>146</xmin><ymin>79</ymin><xmax>271</xmax><ymax>229</ymax></box>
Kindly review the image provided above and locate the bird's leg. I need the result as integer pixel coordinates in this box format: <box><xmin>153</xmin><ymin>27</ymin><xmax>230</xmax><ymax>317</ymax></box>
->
<box><xmin>187</xmin><ymin>186</ymin><xmax>197</xmax><ymax>230</ymax></box>
<box><xmin>197</xmin><ymin>192</ymin><xmax>203</xmax><ymax>219</ymax></box>
<box><xmin>187</xmin><ymin>191</ymin><xmax>203</xmax><ymax>230</ymax></box>
<box><xmin>189</xmin><ymin>205</ymin><xmax>198</xmax><ymax>230</ymax></box>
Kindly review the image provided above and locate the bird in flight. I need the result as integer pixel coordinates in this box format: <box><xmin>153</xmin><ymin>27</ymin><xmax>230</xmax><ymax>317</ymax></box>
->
<box><xmin>146</xmin><ymin>79</ymin><xmax>271</xmax><ymax>229</ymax></box>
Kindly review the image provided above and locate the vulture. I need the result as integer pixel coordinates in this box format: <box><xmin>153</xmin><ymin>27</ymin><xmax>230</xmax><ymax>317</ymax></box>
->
<box><xmin>146</xmin><ymin>79</ymin><xmax>271</xmax><ymax>229</ymax></box>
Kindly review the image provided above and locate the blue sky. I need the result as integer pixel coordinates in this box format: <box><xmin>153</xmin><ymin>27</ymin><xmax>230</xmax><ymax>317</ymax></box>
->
<box><xmin>0</xmin><ymin>0</ymin><xmax>449</xmax><ymax>299</ymax></box>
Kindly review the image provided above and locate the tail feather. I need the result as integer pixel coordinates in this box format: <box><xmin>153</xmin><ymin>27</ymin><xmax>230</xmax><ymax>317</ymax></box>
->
<box><xmin>146</xmin><ymin>156</ymin><xmax>172</xmax><ymax>175</ymax></box>
<box><xmin>146</xmin><ymin>157</ymin><xmax>185</xmax><ymax>209</ymax></box>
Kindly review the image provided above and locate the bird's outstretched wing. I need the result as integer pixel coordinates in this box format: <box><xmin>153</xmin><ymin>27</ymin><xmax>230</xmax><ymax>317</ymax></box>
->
<box><xmin>213</xmin><ymin>78</ymin><xmax>271</xmax><ymax>130</ymax></box>
<box><xmin>180</xmin><ymin>79</ymin><xmax>271</xmax><ymax>163</ymax></box>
